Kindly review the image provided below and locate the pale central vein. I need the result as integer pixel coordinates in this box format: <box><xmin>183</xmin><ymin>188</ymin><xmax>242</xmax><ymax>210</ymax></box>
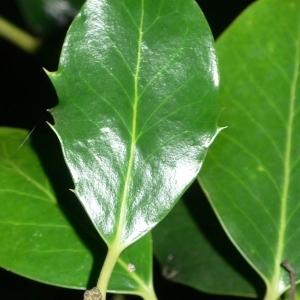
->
<box><xmin>5</xmin><ymin>157</ymin><xmax>56</xmax><ymax>204</ymax></box>
<box><xmin>272</xmin><ymin>27</ymin><xmax>300</xmax><ymax>294</ymax></box>
<box><xmin>114</xmin><ymin>0</ymin><xmax>145</xmax><ymax>249</ymax></box>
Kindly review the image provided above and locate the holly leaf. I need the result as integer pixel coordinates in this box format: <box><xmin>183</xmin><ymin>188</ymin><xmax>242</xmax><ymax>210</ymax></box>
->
<box><xmin>48</xmin><ymin>0</ymin><xmax>219</xmax><ymax>254</ymax></box>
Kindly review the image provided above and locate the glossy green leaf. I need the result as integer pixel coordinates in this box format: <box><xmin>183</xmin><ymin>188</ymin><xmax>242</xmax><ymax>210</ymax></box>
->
<box><xmin>199</xmin><ymin>0</ymin><xmax>300</xmax><ymax>299</ymax></box>
<box><xmin>153</xmin><ymin>197</ymin><xmax>264</xmax><ymax>298</ymax></box>
<box><xmin>0</xmin><ymin>127</ymin><xmax>156</xmax><ymax>296</ymax></box>
<box><xmin>48</xmin><ymin>0</ymin><xmax>219</xmax><ymax>252</ymax></box>
<box><xmin>16</xmin><ymin>0</ymin><xmax>84</xmax><ymax>35</ymax></box>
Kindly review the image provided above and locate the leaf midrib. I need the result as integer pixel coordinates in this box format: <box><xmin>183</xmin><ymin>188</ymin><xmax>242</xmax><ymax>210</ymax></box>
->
<box><xmin>113</xmin><ymin>0</ymin><xmax>145</xmax><ymax>249</ymax></box>
<box><xmin>270</xmin><ymin>25</ymin><xmax>300</xmax><ymax>297</ymax></box>
<box><xmin>4</xmin><ymin>155</ymin><xmax>56</xmax><ymax>204</ymax></box>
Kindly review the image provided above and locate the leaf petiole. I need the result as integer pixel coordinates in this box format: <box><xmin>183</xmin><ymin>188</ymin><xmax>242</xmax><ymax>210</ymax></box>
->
<box><xmin>97</xmin><ymin>246</ymin><xmax>123</xmax><ymax>300</ymax></box>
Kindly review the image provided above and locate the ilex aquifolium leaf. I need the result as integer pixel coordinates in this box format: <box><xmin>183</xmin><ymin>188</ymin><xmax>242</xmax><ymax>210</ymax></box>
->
<box><xmin>48</xmin><ymin>0</ymin><xmax>219</xmax><ymax>296</ymax></box>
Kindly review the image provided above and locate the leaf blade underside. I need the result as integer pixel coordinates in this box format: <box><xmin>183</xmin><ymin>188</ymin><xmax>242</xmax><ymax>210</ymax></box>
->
<box><xmin>153</xmin><ymin>197</ymin><xmax>264</xmax><ymax>298</ymax></box>
<box><xmin>199</xmin><ymin>1</ymin><xmax>300</xmax><ymax>298</ymax></box>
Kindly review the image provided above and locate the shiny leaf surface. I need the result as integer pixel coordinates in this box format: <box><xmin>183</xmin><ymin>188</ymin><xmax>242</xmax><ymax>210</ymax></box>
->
<box><xmin>199</xmin><ymin>1</ymin><xmax>300</xmax><ymax>299</ymax></box>
<box><xmin>48</xmin><ymin>0</ymin><xmax>219</xmax><ymax>251</ymax></box>
<box><xmin>0</xmin><ymin>127</ymin><xmax>156</xmax><ymax>295</ymax></box>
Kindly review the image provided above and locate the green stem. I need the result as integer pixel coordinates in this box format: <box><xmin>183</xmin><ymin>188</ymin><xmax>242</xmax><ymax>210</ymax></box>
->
<box><xmin>97</xmin><ymin>246</ymin><xmax>123</xmax><ymax>300</ymax></box>
<box><xmin>0</xmin><ymin>16</ymin><xmax>41</xmax><ymax>54</ymax></box>
<box><xmin>139</xmin><ymin>286</ymin><xmax>158</xmax><ymax>300</ymax></box>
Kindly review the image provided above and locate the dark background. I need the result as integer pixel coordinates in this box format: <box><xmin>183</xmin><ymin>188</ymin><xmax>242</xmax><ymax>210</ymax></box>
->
<box><xmin>0</xmin><ymin>1</ymin><xmax>256</xmax><ymax>299</ymax></box>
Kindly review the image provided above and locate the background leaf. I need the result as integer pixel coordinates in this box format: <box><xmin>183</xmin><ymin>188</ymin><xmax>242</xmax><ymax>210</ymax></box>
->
<box><xmin>108</xmin><ymin>233</ymin><xmax>156</xmax><ymax>299</ymax></box>
<box><xmin>49</xmin><ymin>0</ymin><xmax>219</xmax><ymax>251</ymax></box>
<box><xmin>0</xmin><ymin>127</ymin><xmax>156</xmax><ymax>296</ymax></box>
<box><xmin>0</xmin><ymin>127</ymin><xmax>95</xmax><ymax>288</ymax></box>
<box><xmin>16</xmin><ymin>0</ymin><xmax>84</xmax><ymax>36</ymax></box>
<box><xmin>199</xmin><ymin>0</ymin><xmax>300</xmax><ymax>299</ymax></box>
<box><xmin>153</xmin><ymin>193</ymin><xmax>265</xmax><ymax>298</ymax></box>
